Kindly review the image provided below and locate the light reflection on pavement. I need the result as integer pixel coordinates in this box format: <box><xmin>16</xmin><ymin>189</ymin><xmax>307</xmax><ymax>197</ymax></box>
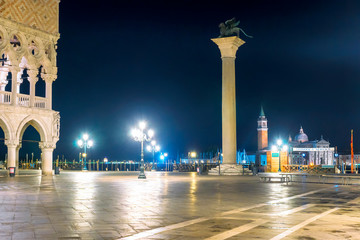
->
<box><xmin>0</xmin><ymin>171</ymin><xmax>359</xmax><ymax>239</ymax></box>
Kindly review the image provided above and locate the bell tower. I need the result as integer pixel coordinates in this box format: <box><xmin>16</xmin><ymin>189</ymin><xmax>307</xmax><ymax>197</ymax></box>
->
<box><xmin>257</xmin><ymin>106</ymin><xmax>268</xmax><ymax>150</ymax></box>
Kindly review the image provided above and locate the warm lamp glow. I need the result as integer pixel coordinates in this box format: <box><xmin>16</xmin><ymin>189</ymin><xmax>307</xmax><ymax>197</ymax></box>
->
<box><xmin>277</xmin><ymin>139</ymin><xmax>282</xmax><ymax>146</ymax></box>
<box><xmin>151</xmin><ymin>140</ymin><xmax>156</xmax><ymax>146</ymax></box>
<box><xmin>190</xmin><ymin>152</ymin><xmax>197</xmax><ymax>158</ymax></box>
<box><xmin>271</xmin><ymin>145</ymin><xmax>277</xmax><ymax>152</ymax></box>
<box><xmin>88</xmin><ymin>140</ymin><xmax>94</xmax><ymax>147</ymax></box>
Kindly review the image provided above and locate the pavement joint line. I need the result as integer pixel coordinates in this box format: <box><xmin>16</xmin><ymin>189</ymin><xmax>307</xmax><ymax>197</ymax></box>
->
<box><xmin>347</xmin><ymin>196</ymin><xmax>360</xmax><ymax>204</ymax></box>
<box><xmin>267</xmin><ymin>188</ymin><xmax>329</xmax><ymax>205</ymax></box>
<box><xmin>120</xmin><ymin>188</ymin><xmax>326</xmax><ymax>240</ymax></box>
<box><xmin>120</xmin><ymin>217</ymin><xmax>210</xmax><ymax>240</ymax></box>
<box><xmin>269</xmin><ymin>207</ymin><xmax>340</xmax><ymax>240</ymax></box>
<box><xmin>269</xmin><ymin>204</ymin><xmax>316</xmax><ymax>216</ymax></box>
<box><xmin>203</xmin><ymin>203</ymin><xmax>315</xmax><ymax>240</ymax></box>
<box><xmin>204</xmin><ymin>219</ymin><xmax>268</xmax><ymax>240</ymax></box>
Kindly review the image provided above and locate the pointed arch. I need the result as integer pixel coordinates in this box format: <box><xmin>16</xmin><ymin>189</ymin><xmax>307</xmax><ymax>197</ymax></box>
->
<box><xmin>19</xmin><ymin>54</ymin><xmax>36</xmax><ymax>69</ymax></box>
<box><xmin>16</xmin><ymin>116</ymin><xmax>49</xmax><ymax>143</ymax></box>
<box><xmin>0</xmin><ymin>115</ymin><xmax>12</xmax><ymax>141</ymax></box>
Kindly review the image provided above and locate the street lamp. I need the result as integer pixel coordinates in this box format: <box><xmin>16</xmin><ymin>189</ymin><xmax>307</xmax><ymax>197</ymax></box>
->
<box><xmin>272</xmin><ymin>139</ymin><xmax>288</xmax><ymax>172</ymax></box>
<box><xmin>77</xmin><ymin>133</ymin><xmax>94</xmax><ymax>170</ymax></box>
<box><xmin>190</xmin><ymin>152</ymin><xmax>197</xmax><ymax>158</ymax></box>
<box><xmin>147</xmin><ymin>140</ymin><xmax>160</xmax><ymax>171</ymax></box>
<box><xmin>131</xmin><ymin>121</ymin><xmax>154</xmax><ymax>179</ymax></box>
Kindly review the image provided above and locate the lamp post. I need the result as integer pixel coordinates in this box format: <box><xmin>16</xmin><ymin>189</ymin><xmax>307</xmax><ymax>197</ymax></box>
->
<box><xmin>272</xmin><ymin>139</ymin><xmax>288</xmax><ymax>172</ymax></box>
<box><xmin>164</xmin><ymin>152</ymin><xmax>168</xmax><ymax>171</ymax></box>
<box><xmin>147</xmin><ymin>140</ymin><xmax>160</xmax><ymax>171</ymax></box>
<box><xmin>77</xmin><ymin>133</ymin><xmax>94</xmax><ymax>171</ymax></box>
<box><xmin>131</xmin><ymin>121</ymin><xmax>154</xmax><ymax>179</ymax></box>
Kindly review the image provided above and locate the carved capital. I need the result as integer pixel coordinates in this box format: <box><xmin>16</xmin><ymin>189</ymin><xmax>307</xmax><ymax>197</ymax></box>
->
<box><xmin>5</xmin><ymin>139</ymin><xmax>19</xmax><ymax>148</ymax></box>
<box><xmin>211</xmin><ymin>36</ymin><xmax>245</xmax><ymax>58</ymax></box>
<box><xmin>41</xmin><ymin>73</ymin><xmax>57</xmax><ymax>83</ymax></box>
<box><xmin>9</xmin><ymin>66</ymin><xmax>21</xmax><ymax>75</ymax></box>
<box><xmin>27</xmin><ymin>69</ymin><xmax>39</xmax><ymax>83</ymax></box>
<box><xmin>39</xmin><ymin>141</ymin><xmax>56</xmax><ymax>150</ymax></box>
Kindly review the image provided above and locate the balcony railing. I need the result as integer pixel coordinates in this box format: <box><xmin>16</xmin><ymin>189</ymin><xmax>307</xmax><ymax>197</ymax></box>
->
<box><xmin>0</xmin><ymin>90</ymin><xmax>47</xmax><ymax>109</ymax></box>
<box><xmin>18</xmin><ymin>93</ymin><xmax>30</xmax><ymax>107</ymax></box>
<box><xmin>0</xmin><ymin>91</ymin><xmax>11</xmax><ymax>104</ymax></box>
<box><xmin>35</xmin><ymin>97</ymin><xmax>47</xmax><ymax>109</ymax></box>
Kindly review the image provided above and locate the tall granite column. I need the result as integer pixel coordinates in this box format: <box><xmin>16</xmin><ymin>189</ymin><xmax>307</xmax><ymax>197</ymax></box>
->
<box><xmin>211</xmin><ymin>36</ymin><xmax>245</xmax><ymax>174</ymax></box>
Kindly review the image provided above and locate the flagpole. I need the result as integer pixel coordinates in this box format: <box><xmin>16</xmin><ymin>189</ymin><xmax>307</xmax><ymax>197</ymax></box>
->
<box><xmin>351</xmin><ymin>129</ymin><xmax>354</xmax><ymax>174</ymax></box>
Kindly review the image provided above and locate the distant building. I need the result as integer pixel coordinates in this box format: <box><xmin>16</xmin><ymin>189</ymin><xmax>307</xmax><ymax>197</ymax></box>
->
<box><xmin>338</xmin><ymin>154</ymin><xmax>360</xmax><ymax>165</ymax></box>
<box><xmin>256</xmin><ymin>107</ymin><xmax>272</xmax><ymax>170</ymax></box>
<box><xmin>257</xmin><ymin>106</ymin><xmax>268</xmax><ymax>151</ymax></box>
<box><xmin>254</xmin><ymin>107</ymin><xmax>335</xmax><ymax>172</ymax></box>
<box><xmin>288</xmin><ymin>127</ymin><xmax>335</xmax><ymax>165</ymax></box>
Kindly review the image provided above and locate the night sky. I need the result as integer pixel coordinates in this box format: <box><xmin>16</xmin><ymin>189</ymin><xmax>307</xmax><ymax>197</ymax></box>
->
<box><xmin>12</xmin><ymin>0</ymin><xmax>360</xmax><ymax>161</ymax></box>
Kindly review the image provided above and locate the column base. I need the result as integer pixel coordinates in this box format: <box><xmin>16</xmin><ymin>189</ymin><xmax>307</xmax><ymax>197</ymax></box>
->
<box><xmin>42</xmin><ymin>170</ymin><xmax>54</xmax><ymax>176</ymax></box>
<box><xmin>138</xmin><ymin>173</ymin><xmax>146</xmax><ymax>179</ymax></box>
<box><xmin>208</xmin><ymin>164</ymin><xmax>252</xmax><ymax>176</ymax></box>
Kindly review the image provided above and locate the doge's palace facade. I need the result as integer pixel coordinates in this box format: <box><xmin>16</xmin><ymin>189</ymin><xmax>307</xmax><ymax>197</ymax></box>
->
<box><xmin>0</xmin><ymin>0</ymin><xmax>60</xmax><ymax>175</ymax></box>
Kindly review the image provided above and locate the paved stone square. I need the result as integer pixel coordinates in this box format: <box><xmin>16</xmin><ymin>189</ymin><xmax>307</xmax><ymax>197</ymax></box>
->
<box><xmin>0</xmin><ymin>171</ymin><xmax>359</xmax><ymax>240</ymax></box>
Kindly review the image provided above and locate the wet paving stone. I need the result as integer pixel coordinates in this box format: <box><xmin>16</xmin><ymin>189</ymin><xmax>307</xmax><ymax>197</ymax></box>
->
<box><xmin>0</xmin><ymin>171</ymin><xmax>359</xmax><ymax>239</ymax></box>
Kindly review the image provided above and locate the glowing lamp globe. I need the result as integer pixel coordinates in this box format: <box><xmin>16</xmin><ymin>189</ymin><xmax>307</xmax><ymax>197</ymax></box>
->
<box><xmin>83</xmin><ymin>133</ymin><xmax>89</xmax><ymax>141</ymax></box>
<box><xmin>148</xmin><ymin>129</ymin><xmax>154</xmax><ymax>138</ymax></box>
<box><xmin>146</xmin><ymin>145</ymin><xmax>152</xmax><ymax>152</ymax></box>
<box><xmin>139</xmin><ymin>121</ymin><xmax>146</xmax><ymax>130</ymax></box>
<box><xmin>282</xmin><ymin>145</ymin><xmax>288</xmax><ymax>151</ymax></box>
<box><xmin>77</xmin><ymin>139</ymin><xmax>83</xmax><ymax>147</ymax></box>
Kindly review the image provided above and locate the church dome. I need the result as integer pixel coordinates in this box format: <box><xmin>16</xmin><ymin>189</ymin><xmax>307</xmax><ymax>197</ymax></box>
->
<box><xmin>295</xmin><ymin>126</ymin><xmax>309</xmax><ymax>143</ymax></box>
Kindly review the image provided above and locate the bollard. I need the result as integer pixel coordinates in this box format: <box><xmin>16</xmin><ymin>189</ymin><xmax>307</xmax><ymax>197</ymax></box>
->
<box><xmin>9</xmin><ymin>167</ymin><xmax>15</xmax><ymax>177</ymax></box>
<box><xmin>55</xmin><ymin>166</ymin><xmax>60</xmax><ymax>175</ymax></box>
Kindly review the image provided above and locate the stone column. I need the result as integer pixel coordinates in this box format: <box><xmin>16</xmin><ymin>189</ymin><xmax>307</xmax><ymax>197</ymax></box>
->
<box><xmin>5</xmin><ymin>140</ymin><xmax>18</xmax><ymax>169</ymax></box>
<box><xmin>16</xmin><ymin>69</ymin><xmax>24</xmax><ymax>93</ymax></box>
<box><xmin>39</xmin><ymin>142</ymin><xmax>55</xmax><ymax>176</ymax></box>
<box><xmin>15</xmin><ymin>144</ymin><xmax>21</xmax><ymax>175</ymax></box>
<box><xmin>0</xmin><ymin>69</ymin><xmax>8</xmax><ymax>103</ymax></box>
<box><xmin>10</xmin><ymin>67</ymin><xmax>20</xmax><ymax>106</ymax></box>
<box><xmin>212</xmin><ymin>37</ymin><xmax>245</xmax><ymax>164</ymax></box>
<box><xmin>0</xmin><ymin>69</ymin><xmax>8</xmax><ymax>91</ymax></box>
<box><xmin>41</xmin><ymin>73</ymin><xmax>56</xmax><ymax>110</ymax></box>
<box><xmin>27</xmin><ymin>70</ymin><xmax>38</xmax><ymax>107</ymax></box>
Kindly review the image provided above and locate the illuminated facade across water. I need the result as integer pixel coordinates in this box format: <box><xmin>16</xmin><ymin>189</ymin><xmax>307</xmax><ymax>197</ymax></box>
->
<box><xmin>288</xmin><ymin>127</ymin><xmax>335</xmax><ymax>165</ymax></box>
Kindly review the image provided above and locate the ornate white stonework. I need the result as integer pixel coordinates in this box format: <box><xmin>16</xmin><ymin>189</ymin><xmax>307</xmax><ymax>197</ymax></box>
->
<box><xmin>0</xmin><ymin>0</ymin><xmax>60</xmax><ymax>176</ymax></box>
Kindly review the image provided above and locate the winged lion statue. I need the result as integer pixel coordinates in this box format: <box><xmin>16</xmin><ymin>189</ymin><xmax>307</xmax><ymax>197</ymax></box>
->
<box><xmin>218</xmin><ymin>18</ymin><xmax>253</xmax><ymax>38</ymax></box>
